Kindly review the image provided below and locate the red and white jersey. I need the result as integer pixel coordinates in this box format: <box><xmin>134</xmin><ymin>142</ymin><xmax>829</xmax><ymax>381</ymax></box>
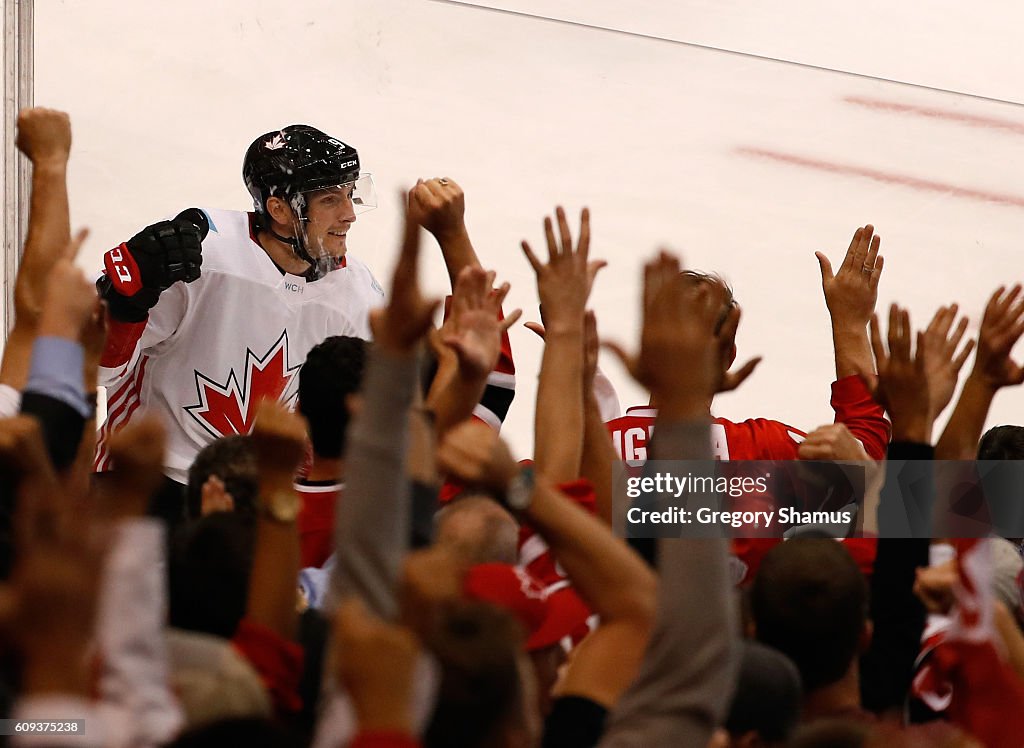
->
<box><xmin>607</xmin><ymin>376</ymin><xmax>890</xmax><ymax>464</ymax></box>
<box><xmin>295</xmin><ymin>480</ymin><xmax>343</xmax><ymax>569</ymax></box>
<box><xmin>606</xmin><ymin>376</ymin><xmax>890</xmax><ymax>582</ymax></box>
<box><xmin>95</xmin><ymin>208</ymin><xmax>385</xmax><ymax>483</ymax></box>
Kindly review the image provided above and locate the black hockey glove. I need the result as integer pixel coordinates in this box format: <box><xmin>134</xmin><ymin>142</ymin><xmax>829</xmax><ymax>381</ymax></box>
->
<box><xmin>97</xmin><ymin>208</ymin><xmax>207</xmax><ymax>322</ymax></box>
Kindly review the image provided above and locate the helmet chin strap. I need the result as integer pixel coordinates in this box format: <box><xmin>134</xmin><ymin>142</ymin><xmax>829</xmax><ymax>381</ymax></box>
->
<box><xmin>268</xmin><ymin>226</ymin><xmax>340</xmax><ymax>281</ymax></box>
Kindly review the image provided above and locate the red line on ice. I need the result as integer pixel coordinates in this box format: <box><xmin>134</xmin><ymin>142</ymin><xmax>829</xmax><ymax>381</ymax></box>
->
<box><xmin>736</xmin><ymin>146</ymin><xmax>1024</xmax><ymax>210</ymax></box>
<box><xmin>844</xmin><ymin>95</ymin><xmax>1024</xmax><ymax>136</ymax></box>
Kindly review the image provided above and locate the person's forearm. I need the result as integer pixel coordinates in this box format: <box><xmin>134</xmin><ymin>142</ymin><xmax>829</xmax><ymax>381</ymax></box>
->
<box><xmin>524</xmin><ymin>480</ymin><xmax>657</xmax><ymax>623</ymax></box>
<box><xmin>534</xmin><ymin>329</ymin><xmax>585</xmax><ymax>482</ymax></box>
<box><xmin>247</xmin><ymin>479</ymin><xmax>302</xmax><ymax>640</ymax></box>
<box><xmin>23</xmin><ymin>161</ymin><xmax>70</xmax><ymax>257</ymax></box>
<box><xmin>831</xmin><ymin>321</ymin><xmax>873</xmax><ymax>380</ymax></box>
<box><xmin>600</xmin><ymin>419</ymin><xmax>738</xmax><ymax>747</ymax></box>
<box><xmin>426</xmin><ymin>363</ymin><xmax>488</xmax><ymax>437</ymax></box>
<box><xmin>434</xmin><ymin>225</ymin><xmax>480</xmax><ymax>287</ymax></box>
<box><xmin>329</xmin><ymin>349</ymin><xmax>418</xmax><ymax>618</ymax></box>
<box><xmin>935</xmin><ymin>373</ymin><xmax>996</xmax><ymax>460</ymax></box>
<box><xmin>582</xmin><ymin>390</ymin><xmax>615</xmax><ymax>526</ymax></box>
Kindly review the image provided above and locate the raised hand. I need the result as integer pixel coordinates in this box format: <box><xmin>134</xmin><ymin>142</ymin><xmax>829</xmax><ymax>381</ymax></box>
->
<box><xmin>16</xmin><ymin>107</ymin><xmax>71</xmax><ymax>168</ymax></box>
<box><xmin>440</xmin><ymin>266</ymin><xmax>521</xmax><ymax>380</ymax></box>
<box><xmin>970</xmin><ymin>284</ymin><xmax>1024</xmax><ymax>390</ymax></box>
<box><xmin>521</xmin><ymin>206</ymin><xmax>605</xmax><ymax>333</ymax></box>
<box><xmin>407</xmin><ymin>177</ymin><xmax>466</xmax><ymax>240</ymax></box>
<box><xmin>921</xmin><ymin>304</ymin><xmax>975</xmax><ymax>417</ymax></box>
<box><xmin>867</xmin><ymin>305</ymin><xmax>933</xmax><ymax>443</ymax></box>
<box><xmin>250</xmin><ymin>399</ymin><xmax>308</xmax><ymax>481</ymax></box>
<box><xmin>605</xmin><ymin>252</ymin><xmax>722</xmax><ymax>419</ymax></box>
<box><xmin>715</xmin><ymin>304</ymin><xmax>761</xmax><ymax>393</ymax></box>
<box><xmin>370</xmin><ymin>192</ymin><xmax>443</xmax><ymax>354</ymax></box>
<box><xmin>815</xmin><ymin>224</ymin><xmax>883</xmax><ymax>329</ymax></box>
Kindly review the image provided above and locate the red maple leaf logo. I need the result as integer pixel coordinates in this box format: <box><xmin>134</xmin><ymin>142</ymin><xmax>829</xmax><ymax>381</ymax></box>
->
<box><xmin>185</xmin><ymin>331</ymin><xmax>300</xmax><ymax>438</ymax></box>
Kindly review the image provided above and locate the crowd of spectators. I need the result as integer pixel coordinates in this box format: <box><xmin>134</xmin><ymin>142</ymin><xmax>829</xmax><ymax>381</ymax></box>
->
<box><xmin>2</xmin><ymin>106</ymin><xmax>1024</xmax><ymax>748</ymax></box>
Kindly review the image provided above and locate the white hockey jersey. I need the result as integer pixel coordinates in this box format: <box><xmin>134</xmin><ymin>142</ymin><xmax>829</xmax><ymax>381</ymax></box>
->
<box><xmin>94</xmin><ymin>208</ymin><xmax>385</xmax><ymax>483</ymax></box>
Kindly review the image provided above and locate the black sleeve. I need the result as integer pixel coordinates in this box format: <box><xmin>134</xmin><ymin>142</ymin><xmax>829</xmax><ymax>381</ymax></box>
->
<box><xmin>543</xmin><ymin>695</ymin><xmax>609</xmax><ymax>748</ymax></box>
<box><xmin>860</xmin><ymin>441</ymin><xmax>932</xmax><ymax>714</ymax></box>
<box><xmin>19</xmin><ymin>392</ymin><xmax>85</xmax><ymax>472</ymax></box>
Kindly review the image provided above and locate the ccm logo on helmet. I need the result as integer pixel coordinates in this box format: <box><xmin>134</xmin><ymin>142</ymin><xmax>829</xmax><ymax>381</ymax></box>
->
<box><xmin>339</xmin><ymin>160</ymin><xmax>357</xmax><ymax>170</ymax></box>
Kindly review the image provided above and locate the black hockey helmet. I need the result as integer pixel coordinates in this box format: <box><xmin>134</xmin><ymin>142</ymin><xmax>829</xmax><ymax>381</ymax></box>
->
<box><xmin>243</xmin><ymin>125</ymin><xmax>361</xmax><ymax>215</ymax></box>
<box><xmin>243</xmin><ymin>125</ymin><xmax>375</xmax><ymax>279</ymax></box>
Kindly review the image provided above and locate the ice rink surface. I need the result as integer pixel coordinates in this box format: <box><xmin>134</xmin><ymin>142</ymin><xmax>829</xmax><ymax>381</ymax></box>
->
<box><xmin>33</xmin><ymin>0</ymin><xmax>1024</xmax><ymax>456</ymax></box>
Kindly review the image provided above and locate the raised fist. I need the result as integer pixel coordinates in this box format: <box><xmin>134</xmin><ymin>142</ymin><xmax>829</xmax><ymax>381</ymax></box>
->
<box><xmin>15</xmin><ymin>108</ymin><xmax>71</xmax><ymax>167</ymax></box>
<box><xmin>407</xmin><ymin>177</ymin><xmax>465</xmax><ymax>238</ymax></box>
<box><xmin>98</xmin><ymin>211</ymin><xmax>205</xmax><ymax>321</ymax></box>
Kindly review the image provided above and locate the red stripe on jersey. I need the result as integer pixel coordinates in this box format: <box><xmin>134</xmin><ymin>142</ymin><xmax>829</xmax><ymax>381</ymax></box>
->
<box><xmin>100</xmin><ymin>316</ymin><xmax>149</xmax><ymax>369</ymax></box>
<box><xmin>94</xmin><ymin>356</ymin><xmax>149</xmax><ymax>472</ymax></box>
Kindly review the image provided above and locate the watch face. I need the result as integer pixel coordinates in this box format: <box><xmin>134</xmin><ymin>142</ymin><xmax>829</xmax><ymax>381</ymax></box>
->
<box><xmin>266</xmin><ymin>489</ymin><xmax>301</xmax><ymax>522</ymax></box>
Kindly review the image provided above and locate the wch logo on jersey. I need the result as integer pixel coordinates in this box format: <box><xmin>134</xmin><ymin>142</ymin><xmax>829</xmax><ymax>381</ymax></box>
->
<box><xmin>185</xmin><ymin>331</ymin><xmax>300</xmax><ymax>438</ymax></box>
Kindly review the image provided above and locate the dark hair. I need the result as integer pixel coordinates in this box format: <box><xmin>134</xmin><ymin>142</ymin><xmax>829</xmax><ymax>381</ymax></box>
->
<box><xmin>751</xmin><ymin>538</ymin><xmax>868</xmax><ymax>692</ymax></box>
<box><xmin>425</xmin><ymin>602</ymin><xmax>526</xmax><ymax>748</ymax></box>
<box><xmin>298</xmin><ymin>336</ymin><xmax>368</xmax><ymax>459</ymax></box>
<box><xmin>168</xmin><ymin>512</ymin><xmax>255</xmax><ymax>638</ymax></box>
<box><xmin>978</xmin><ymin>425</ymin><xmax>1024</xmax><ymax>460</ymax></box>
<box><xmin>186</xmin><ymin>435</ymin><xmax>258</xmax><ymax>519</ymax></box>
<box><xmin>726</xmin><ymin>641</ymin><xmax>802</xmax><ymax>742</ymax></box>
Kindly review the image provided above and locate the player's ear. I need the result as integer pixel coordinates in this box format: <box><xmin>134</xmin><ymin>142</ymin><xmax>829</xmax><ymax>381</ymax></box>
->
<box><xmin>265</xmin><ymin>196</ymin><xmax>294</xmax><ymax>227</ymax></box>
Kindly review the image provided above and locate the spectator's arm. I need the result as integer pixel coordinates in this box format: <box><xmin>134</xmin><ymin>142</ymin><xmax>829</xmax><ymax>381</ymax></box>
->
<box><xmin>522</xmin><ymin>207</ymin><xmax>605</xmax><ymax>482</ymax></box>
<box><xmin>329</xmin><ymin>195</ymin><xmax>441</xmax><ymax>618</ymax></box>
<box><xmin>597</xmin><ymin>254</ymin><xmax>741</xmax><ymax>746</ymax></box>
<box><xmin>0</xmin><ymin>108</ymin><xmax>72</xmax><ymax>391</ymax></box>
<box><xmin>408</xmin><ymin>178</ymin><xmax>480</xmax><ymax>285</ymax></box>
<box><xmin>815</xmin><ymin>225</ymin><xmax>882</xmax><ymax>381</ymax></box>
<box><xmin>437</xmin><ymin>421</ymin><xmax>657</xmax><ymax>708</ymax></box>
<box><xmin>936</xmin><ymin>285</ymin><xmax>1024</xmax><ymax>459</ymax></box>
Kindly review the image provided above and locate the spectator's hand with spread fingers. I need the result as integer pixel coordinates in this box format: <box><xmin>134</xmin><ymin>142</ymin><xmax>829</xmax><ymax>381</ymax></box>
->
<box><xmin>714</xmin><ymin>304</ymin><xmax>761</xmax><ymax>394</ymax></box>
<box><xmin>937</xmin><ymin>284</ymin><xmax>1024</xmax><ymax>459</ymax></box>
<box><xmin>815</xmin><ymin>225</ymin><xmax>883</xmax><ymax>381</ymax></box>
<box><xmin>441</xmin><ymin>268</ymin><xmax>520</xmax><ymax>381</ymax></box>
<box><xmin>605</xmin><ymin>251</ymin><xmax>725</xmax><ymax>419</ymax></box>
<box><xmin>866</xmin><ymin>305</ymin><xmax>938</xmax><ymax>443</ymax></box>
<box><xmin>920</xmin><ymin>304</ymin><xmax>975</xmax><ymax>419</ymax></box>
<box><xmin>427</xmin><ymin>266</ymin><xmax>521</xmax><ymax>436</ymax></box>
<box><xmin>522</xmin><ymin>206</ymin><xmax>606</xmax><ymax>482</ymax></box>
<box><xmin>969</xmin><ymin>284</ymin><xmax>1024</xmax><ymax>390</ymax></box>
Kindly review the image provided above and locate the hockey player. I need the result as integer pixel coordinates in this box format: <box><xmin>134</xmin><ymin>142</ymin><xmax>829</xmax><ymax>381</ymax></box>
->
<box><xmin>93</xmin><ymin>125</ymin><xmax>385</xmax><ymax>520</ymax></box>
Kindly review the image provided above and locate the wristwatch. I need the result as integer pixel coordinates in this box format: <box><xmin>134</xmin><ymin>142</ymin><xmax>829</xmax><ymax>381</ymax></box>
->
<box><xmin>503</xmin><ymin>465</ymin><xmax>535</xmax><ymax>514</ymax></box>
<box><xmin>262</xmin><ymin>487</ymin><xmax>301</xmax><ymax>523</ymax></box>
